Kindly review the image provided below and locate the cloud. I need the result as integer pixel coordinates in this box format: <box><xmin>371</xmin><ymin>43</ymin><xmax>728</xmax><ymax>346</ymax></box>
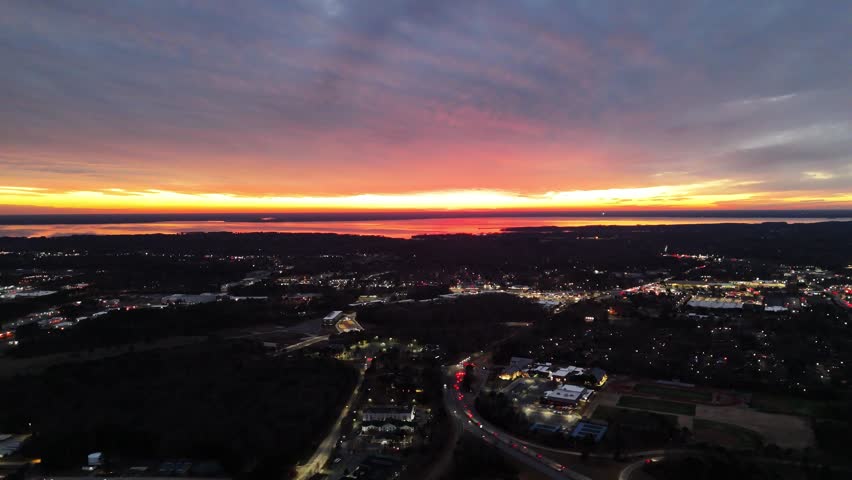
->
<box><xmin>0</xmin><ymin>0</ymin><xmax>850</xmax><ymax>207</ymax></box>
<box><xmin>803</xmin><ymin>172</ymin><xmax>834</xmax><ymax>180</ymax></box>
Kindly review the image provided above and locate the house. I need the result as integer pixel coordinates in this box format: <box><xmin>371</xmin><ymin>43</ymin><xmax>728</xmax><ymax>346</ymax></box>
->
<box><xmin>498</xmin><ymin>357</ymin><xmax>534</xmax><ymax>380</ymax></box>
<box><xmin>587</xmin><ymin>367</ymin><xmax>608</xmax><ymax>387</ymax></box>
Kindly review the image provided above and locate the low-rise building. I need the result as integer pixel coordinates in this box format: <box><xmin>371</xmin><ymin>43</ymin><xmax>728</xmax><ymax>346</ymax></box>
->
<box><xmin>498</xmin><ymin>356</ymin><xmax>533</xmax><ymax>380</ymax></box>
<box><xmin>551</xmin><ymin>366</ymin><xmax>585</xmax><ymax>382</ymax></box>
<box><xmin>587</xmin><ymin>367</ymin><xmax>608</xmax><ymax>387</ymax></box>
<box><xmin>323</xmin><ymin>310</ymin><xmax>344</xmax><ymax>326</ymax></box>
<box><xmin>541</xmin><ymin>384</ymin><xmax>593</xmax><ymax>407</ymax></box>
<box><xmin>361</xmin><ymin>420</ymin><xmax>416</xmax><ymax>434</ymax></box>
<box><xmin>361</xmin><ymin>405</ymin><xmax>415</xmax><ymax>422</ymax></box>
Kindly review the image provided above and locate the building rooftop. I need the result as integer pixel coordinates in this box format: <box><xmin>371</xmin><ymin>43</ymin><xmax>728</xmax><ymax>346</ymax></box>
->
<box><xmin>363</xmin><ymin>405</ymin><xmax>413</xmax><ymax>414</ymax></box>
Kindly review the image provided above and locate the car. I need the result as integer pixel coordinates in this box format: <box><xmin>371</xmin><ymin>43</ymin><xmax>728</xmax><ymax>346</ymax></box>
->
<box><xmin>175</xmin><ymin>461</ymin><xmax>192</xmax><ymax>476</ymax></box>
<box><xmin>333</xmin><ymin>457</ymin><xmax>342</xmax><ymax>464</ymax></box>
<box><xmin>158</xmin><ymin>462</ymin><xmax>175</xmax><ymax>475</ymax></box>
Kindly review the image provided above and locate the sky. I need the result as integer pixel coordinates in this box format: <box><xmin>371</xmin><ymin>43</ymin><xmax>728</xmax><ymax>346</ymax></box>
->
<box><xmin>1</xmin><ymin>0</ymin><xmax>850</xmax><ymax>213</ymax></box>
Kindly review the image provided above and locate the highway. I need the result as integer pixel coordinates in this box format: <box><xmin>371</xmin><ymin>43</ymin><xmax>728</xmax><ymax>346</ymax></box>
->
<box><xmin>294</xmin><ymin>358</ymin><xmax>369</xmax><ymax>480</ymax></box>
<box><xmin>443</xmin><ymin>363</ymin><xmax>592</xmax><ymax>480</ymax></box>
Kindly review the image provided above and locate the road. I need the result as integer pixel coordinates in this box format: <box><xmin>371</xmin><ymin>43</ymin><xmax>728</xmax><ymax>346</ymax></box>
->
<box><xmin>443</xmin><ymin>362</ymin><xmax>592</xmax><ymax>480</ymax></box>
<box><xmin>618</xmin><ymin>457</ymin><xmax>662</xmax><ymax>480</ymax></box>
<box><xmin>294</xmin><ymin>358</ymin><xmax>369</xmax><ymax>480</ymax></box>
<box><xmin>284</xmin><ymin>334</ymin><xmax>329</xmax><ymax>352</ymax></box>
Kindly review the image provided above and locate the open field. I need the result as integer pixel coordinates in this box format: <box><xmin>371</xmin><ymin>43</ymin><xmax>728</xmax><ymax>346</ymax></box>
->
<box><xmin>592</xmin><ymin>405</ymin><xmax>678</xmax><ymax>428</ymax></box>
<box><xmin>634</xmin><ymin>383</ymin><xmax>712</xmax><ymax>402</ymax></box>
<box><xmin>618</xmin><ymin>395</ymin><xmax>697</xmax><ymax>416</ymax></box>
<box><xmin>695</xmin><ymin>404</ymin><xmax>814</xmax><ymax>449</ymax></box>
<box><xmin>693</xmin><ymin>418</ymin><xmax>763</xmax><ymax>450</ymax></box>
<box><xmin>750</xmin><ymin>393</ymin><xmax>846</xmax><ymax>419</ymax></box>
<box><xmin>591</xmin><ymin>405</ymin><xmax>678</xmax><ymax>449</ymax></box>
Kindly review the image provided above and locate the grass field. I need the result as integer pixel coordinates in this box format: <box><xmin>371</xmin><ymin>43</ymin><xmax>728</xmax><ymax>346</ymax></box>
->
<box><xmin>591</xmin><ymin>405</ymin><xmax>677</xmax><ymax>446</ymax></box>
<box><xmin>592</xmin><ymin>405</ymin><xmax>678</xmax><ymax>427</ymax></box>
<box><xmin>634</xmin><ymin>383</ymin><xmax>712</xmax><ymax>402</ymax></box>
<box><xmin>617</xmin><ymin>395</ymin><xmax>697</xmax><ymax>416</ymax></box>
<box><xmin>750</xmin><ymin>393</ymin><xmax>844</xmax><ymax>419</ymax></box>
<box><xmin>693</xmin><ymin>419</ymin><xmax>763</xmax><ymax>450</ymax></box>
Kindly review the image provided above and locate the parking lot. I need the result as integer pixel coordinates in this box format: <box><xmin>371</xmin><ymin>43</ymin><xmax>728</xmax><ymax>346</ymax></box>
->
<box><xmin>502</xmin><ymin>377</ymin><xmax>582</xmax><ymax>432</ymax></box>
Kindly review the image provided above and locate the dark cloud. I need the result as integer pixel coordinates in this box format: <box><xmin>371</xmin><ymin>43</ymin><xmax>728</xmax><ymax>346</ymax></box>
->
<box><xmin>0</xmin><ymin>0</ymin><xmax>850</xmax><ymax>196</ymax></box>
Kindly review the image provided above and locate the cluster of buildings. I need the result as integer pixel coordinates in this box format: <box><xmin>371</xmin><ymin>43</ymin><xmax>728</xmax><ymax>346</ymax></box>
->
<box><xmin>359</xmin><ymin>405</ymin><xmax>417</xmax><ymax>448</ymax></box>
<box><xmin>499</xmin><ymin>357</ymin><xmax>607</xmax><ymax>387</ymax></box>
<box><xmin>498</xmin><ymin>357</ymin><xmax>607</xmax><ymax>409</ymax></box>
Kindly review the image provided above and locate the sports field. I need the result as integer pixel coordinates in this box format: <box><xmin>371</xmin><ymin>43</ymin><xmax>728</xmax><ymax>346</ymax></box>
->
<box><xmin>617</xmin><ymin>395</ymin><xmax>697</xmax><ymax>416</ymax></box>
<box><xmin>634</xmin><ymin>383</ymin><xmax>712</xmax><ymax>402</ymax></box>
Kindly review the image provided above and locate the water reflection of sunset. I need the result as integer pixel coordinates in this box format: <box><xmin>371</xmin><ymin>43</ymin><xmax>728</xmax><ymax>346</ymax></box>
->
<box><xmin>1</xmin><ymin>216</ymin><xmax>847</xmax><ymax>239</ymax></box>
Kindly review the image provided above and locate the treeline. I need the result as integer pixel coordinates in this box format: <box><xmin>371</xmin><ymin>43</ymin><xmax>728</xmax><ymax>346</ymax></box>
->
<box><xmin>0</xmin><ymin>232</ymin><xmax>401</xmax><ymax>257</ymax></box>
<box><xmin>11</xmin><ymin>300</ymin><xmax>286</xmax><ymax>357</ymax></box>
<box><xmin>356</xmin><ymin>293</ymin><xmax>547</xmax><ymax>354</ymax></box>
<box><xmin>442</xmin><ymin>435</ymin><xmax>519</xmax><ymax>480</ymax></box>
<box><xmin>3</xmin><ymin>222</ymin><xmax>850</xmax><ymax>271</ymax></box>
<box><xmin>0</xmin><ymin>341</ymin><xmax>358</xmax><ymax>478</ymax></box>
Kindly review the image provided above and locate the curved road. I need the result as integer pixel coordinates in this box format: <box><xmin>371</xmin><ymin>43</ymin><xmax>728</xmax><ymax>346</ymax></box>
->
<box><xmin>443</xmin><ymin>363</ymin><xmax>591</xmax><ymax>480</ymax></box>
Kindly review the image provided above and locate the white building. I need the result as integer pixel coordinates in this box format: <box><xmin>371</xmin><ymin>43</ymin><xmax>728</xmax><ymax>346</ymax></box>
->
<box><xmin>541</xmin><ymin>384</ymin><xmax>593</xmax><ymax>406</ymax></box>
<box><xmin>361</xmin><ymin>405</ymin><xmax>415</xmax><ymax>422</ymax></box>
<box><xmin>551</xmin><ymin>366</ymin><xmax>586</xmax><ymax>382</ymax></box>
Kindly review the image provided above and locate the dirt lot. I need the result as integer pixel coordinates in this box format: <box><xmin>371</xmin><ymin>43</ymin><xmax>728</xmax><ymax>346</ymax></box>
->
<box><xmin>695</xmin><ymin>404</ymin><xmax>814</xmax><ymax>449</ymax></box>
<box><xmin>590</xmin><ymin>389</ymin><xmax>814</xmax><ymax>449</ymax></box>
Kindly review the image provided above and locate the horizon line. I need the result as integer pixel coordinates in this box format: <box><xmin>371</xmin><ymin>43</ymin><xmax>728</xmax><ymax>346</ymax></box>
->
<box><xmin>2</xmin><ymin>208</ymin><xmax>851</xmax><ymax>226</ymax></box>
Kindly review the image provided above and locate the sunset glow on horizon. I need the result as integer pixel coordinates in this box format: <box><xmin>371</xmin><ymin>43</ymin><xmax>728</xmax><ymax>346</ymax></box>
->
<box><xmin>2</xmin><ymin>182</ymin><xmax>851</xmax><ymax>214</ymax></box>
<box><xmin>1</xmin><ymin>1</ymin><xmax>850</xmax><ymax>214</ymax></box>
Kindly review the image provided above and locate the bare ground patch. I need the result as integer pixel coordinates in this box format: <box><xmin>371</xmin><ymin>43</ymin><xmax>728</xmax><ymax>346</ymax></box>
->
<box><xmin>695</xmin><ymin>404</ymin><xmax>814</xmax><ymax>449</ymax></box>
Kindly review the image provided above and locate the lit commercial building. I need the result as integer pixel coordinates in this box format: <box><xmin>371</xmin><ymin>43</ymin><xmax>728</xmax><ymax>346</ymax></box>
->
<box><xmin>541</xmin><ymin>384</ymin><xmax>593</xmax><ymax>407</ymax></box>
<box><xmin>498</xmin><ymin>357</ymin><xmax>533</xmax><ymax>380</ymax></box>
